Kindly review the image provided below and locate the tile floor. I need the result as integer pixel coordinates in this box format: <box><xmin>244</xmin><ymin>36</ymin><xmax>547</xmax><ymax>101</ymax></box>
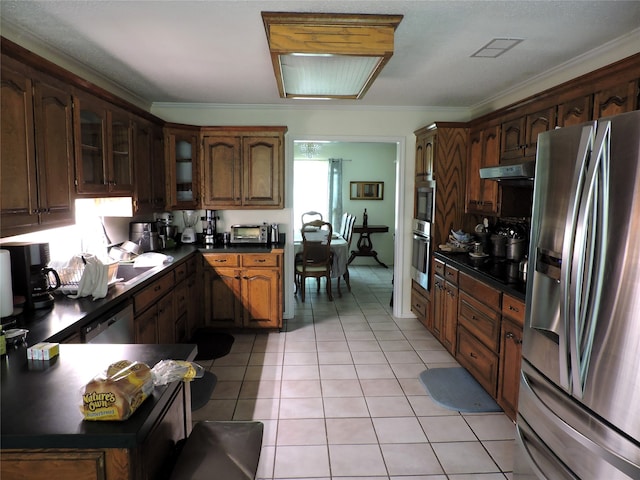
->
<box><xmin>193</xmin><ymin>266</ymin><xmax>516</xmax><ymax>479</ymax></box>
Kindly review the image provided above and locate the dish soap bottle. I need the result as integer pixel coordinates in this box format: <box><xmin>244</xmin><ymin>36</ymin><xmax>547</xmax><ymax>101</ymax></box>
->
<box><xmin>363</xmin><ymin>209</ymin><xmax>368</xmax><ymax>227</ymax></box>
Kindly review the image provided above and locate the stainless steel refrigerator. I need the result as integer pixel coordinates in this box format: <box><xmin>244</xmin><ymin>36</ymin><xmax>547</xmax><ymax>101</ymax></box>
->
<box><xmin>515</xmin><ymin>109</ymin><xmax>640</xmax><ymax>479</ymax></box>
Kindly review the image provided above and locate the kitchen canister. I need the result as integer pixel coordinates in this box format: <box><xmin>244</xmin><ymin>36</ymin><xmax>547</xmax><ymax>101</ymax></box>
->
<box><xmin>0</xmin><ymin>249</ymin><xmax>14</xmax><ymax>318</ymax></box>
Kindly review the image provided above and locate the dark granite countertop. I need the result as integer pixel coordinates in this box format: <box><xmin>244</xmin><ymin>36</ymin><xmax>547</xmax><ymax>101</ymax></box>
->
<box><xmin>2</xmin><ymin>246</ymin><xmax>199</xmax><ymax>345</ymax></box>
<box><xmin>2</xmin><ymin>243</ymin><xmax>285</xmax><ymax>346</ymax></box>
<box><xmin>434</xmin><ymin>250</ymin><xmax>527</xmax><ymax>301</ymax></box>
<box><xmin>1</xmin><ymin>343</ymin><xmax>196</xmax><ymax>449</ymax></box>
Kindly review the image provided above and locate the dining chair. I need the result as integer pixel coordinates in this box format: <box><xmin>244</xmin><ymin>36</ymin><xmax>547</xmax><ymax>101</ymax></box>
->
<box><xmin>337</xmin><ymin>213</ymin><xmax>356</xmax><ymax>293</ymax></box>
<box><xmin>301</xmin><ymin>211</ymin><xmax>323</xmax><ymax>229</ymax></box>
<box><xmin>295</xmin><ymin>220</ymin><xmax>333</xmax><ymax>302</ymax></box>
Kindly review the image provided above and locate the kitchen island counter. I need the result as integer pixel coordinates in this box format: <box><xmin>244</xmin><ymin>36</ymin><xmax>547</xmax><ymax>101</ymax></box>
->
<box><xmin>1</xmin><ymin>343</ymin><xmax>196</xmax><ymax>480</ymax></box>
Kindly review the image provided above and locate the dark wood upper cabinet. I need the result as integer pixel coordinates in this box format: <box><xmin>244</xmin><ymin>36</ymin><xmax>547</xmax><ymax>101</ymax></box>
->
<box><xmin>593</xmin><ymin>79</ymin><xmax>639</xmax><ymax>119</ymax></box>
<box><xmin>500</xmin><ymin>106</ymin><xmax>555</xmax><ymax>163</ymax></box>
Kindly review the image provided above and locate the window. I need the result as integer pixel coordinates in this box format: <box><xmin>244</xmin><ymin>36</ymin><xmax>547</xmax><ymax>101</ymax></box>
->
<box><xmin>293</xmin><ymin>160</ymin><xmax>329</xmax><ymax>233</ymax></box>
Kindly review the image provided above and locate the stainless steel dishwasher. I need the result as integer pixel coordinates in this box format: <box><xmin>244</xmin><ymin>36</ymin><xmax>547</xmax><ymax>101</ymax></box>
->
<box><xmin>82</xmin><ymin>302</ymin><xmax>134</xmax><ymax>343</ymax></box>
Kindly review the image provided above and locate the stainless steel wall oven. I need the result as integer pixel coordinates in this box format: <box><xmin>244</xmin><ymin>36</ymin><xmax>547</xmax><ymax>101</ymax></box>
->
<box><xmin>411</xmin><ymin>218</ymin><xmax>431</xmax><ymax>291</ymax></box>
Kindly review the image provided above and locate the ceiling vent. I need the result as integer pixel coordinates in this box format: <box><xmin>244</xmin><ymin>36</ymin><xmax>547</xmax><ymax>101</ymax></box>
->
<box><xmin>471</xmin><ymin>38</ymin><xmax>523</xmax><ymax>58</ymax></box>
<box><xmin>262</xmin><ymin>12</ymin><xmax>403</xmax><ymax>100</ymax></box>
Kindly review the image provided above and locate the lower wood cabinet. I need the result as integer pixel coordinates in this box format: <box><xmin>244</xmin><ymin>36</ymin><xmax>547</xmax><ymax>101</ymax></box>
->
<box><xmin>430</xmin><ymin>260</ymin><xmax>458</xmax><ymax>354</ymax></box>
<box><xmin>410</xmin><ymin>281</ymin><xmax>431</xmax><ymax>330</ymax></box>
<box><xmin>133</xmin><ymin>270</ymin><xmax>175</xmax><ymax>344</ymax></box>
<box><xmin>202</xmin><ymin>251</ymin><xmax>283</xmax><ymax>329</ymax></box>
<box><xmin>497</xmin><ymin>294</ymin><xmax>525</xmax><ymax>421</ymax></box>
<box><xmin>457</xmin><ymin>325</ymin><xmax>499</xmax><ymax>396</ymax></box>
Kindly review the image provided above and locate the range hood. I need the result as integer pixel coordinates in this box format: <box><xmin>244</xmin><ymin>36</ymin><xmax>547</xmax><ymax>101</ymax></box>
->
<box><xmin>479</xmin><ymin>160</ymin><xmax>535</xmax><ymax>184</ymax></box>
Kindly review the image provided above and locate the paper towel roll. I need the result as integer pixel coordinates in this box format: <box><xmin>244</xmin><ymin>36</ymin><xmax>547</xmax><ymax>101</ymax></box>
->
<box><xmin>0</xmin><ymin>249</ymin><xmax>14</xmax><ymax>318</ymax></box>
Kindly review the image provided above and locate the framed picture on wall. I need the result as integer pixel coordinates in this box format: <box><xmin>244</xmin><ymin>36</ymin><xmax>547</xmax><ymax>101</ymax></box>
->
<box><xmin>350</xmin><ymin>181</ymin><xmax>384</xmax><ymax>200</ymax></box>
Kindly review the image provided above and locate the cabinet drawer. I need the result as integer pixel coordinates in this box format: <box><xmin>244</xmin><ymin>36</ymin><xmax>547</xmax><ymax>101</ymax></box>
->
<box><xmin>174</xmin><ymin>262</ymin><xmax>188</xmax><ymax>283</ymax></box>
<box><xmin>433</xmin><ymin>258</ymin><xmax>445</xmax><ymax>277</ymax></box>
<box><xmin>134</xmin><ymin>272</ymin><xmax>175</xmax><ymax>314</ymax></box>
<box><xmin>242</xmin><ymin>253</ymin><xmax>279</xmax><ymax>267</ymax></box>
<box><xmin>502</xmin><ymin>294</ymin><xmax>525</xmax><ymax>326</ymax></box>
<box><xmin>444</xmin><ymin>265</ymin><xmax>459</xmax><ymax>285</ymax></box>
<box><xmin>458</xmin><ymin>291</ymin><xmax>500</xmax><ymax>351</ymax></box>
<box><xmin>456</xmin><ymin>325</ymin><xmax>498</xmax><ymax>396</ymax></box>
<box><xmin>411</xmin><ymin>286</ymin><xmax>428</xmax><ymax>318</ymax></box>
<box><xmin>459</xmin><ymin>272</ymin><xmax>501</xmax><ymax>309</ymax></box>
<box><xmin>203</xmin><ymin>253</ymin><xmax>240</xmax><ymax>268</ymax></box>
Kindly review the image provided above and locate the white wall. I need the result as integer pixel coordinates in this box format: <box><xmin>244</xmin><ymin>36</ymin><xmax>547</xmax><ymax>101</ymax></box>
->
<box><xmin>151</xmin><ymin>104</ymin><xmax>467</xmax><ymax>320</ymax></box>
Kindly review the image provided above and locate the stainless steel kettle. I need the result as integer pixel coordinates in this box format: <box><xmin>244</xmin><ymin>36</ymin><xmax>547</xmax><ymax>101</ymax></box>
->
<box><xmin>270</xmin><ymin>224</ymin><xmax>279</xmax><ymax>244</ymax></box>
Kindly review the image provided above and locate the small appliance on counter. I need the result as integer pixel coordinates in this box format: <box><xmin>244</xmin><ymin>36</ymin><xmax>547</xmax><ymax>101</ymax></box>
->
<box><xmin>202</xmin><ymin>210</ymin><xmax>218</xmax><ymax>246</ymax></box>
<box><xmin>129</xmin><ymin>222</ymin><xmax>159</xmax><ymax>252</ymax></box>
<box><xmin>181</xmin><ymin>210</ymin><xmax>199</xmax><ymax>244</ymax></box>
<box><xmin>156</xmin><ymin>212</ymin><xmax>178</xmax><ymax>249</ymax></box>
<box><xmin>3</xmin><ymin>242</ymin><xmax>61</xmax><ymax>310</ymax></box>
<box><xmin>229</xmin><ymin>224</ymin><xmax>269</xmax><ymax>244</ymax></box>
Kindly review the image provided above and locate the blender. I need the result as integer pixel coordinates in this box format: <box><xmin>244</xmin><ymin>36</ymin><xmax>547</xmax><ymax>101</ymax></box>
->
<box><xmin>181</xmin><ymin>210</ymin><xmax>199</xmax><ymax>244</ymax></box>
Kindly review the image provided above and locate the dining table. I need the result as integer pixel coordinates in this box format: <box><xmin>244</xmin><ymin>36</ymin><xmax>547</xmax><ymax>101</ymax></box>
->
<box><xmin>293</xmin><ymin>232</ymin><xmax>349</xmax><ymax>279</ymax></box>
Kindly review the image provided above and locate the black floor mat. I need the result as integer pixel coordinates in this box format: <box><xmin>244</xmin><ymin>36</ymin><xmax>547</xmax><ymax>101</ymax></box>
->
<box><xmin>190</xmin><ymin>371</ymin><xmax>217</xmax><ymax>411</ymax></box>
<box><xmin>189</xmin><ymin>329</ymin><xmax>235</xmax><ymax>361</ymax></box>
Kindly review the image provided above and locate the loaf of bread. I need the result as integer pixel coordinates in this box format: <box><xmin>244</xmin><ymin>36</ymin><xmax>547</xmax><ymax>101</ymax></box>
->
<box><xmin>81</xmin><ymin>360</ymin><xmax>154</xmax><ymax>421</ymax></box>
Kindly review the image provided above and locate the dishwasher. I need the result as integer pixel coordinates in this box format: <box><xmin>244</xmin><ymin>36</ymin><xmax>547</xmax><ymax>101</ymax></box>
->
<box><xmin>82</xmin><ymin>302</ymin><xmax>134</xmax><ymax>344</ymax></box>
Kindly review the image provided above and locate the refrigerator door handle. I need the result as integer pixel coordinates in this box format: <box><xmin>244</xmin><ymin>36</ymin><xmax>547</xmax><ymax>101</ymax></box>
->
<box><xmin>559</xmin><ymin>125</ymin><xmax>594</xmax><ymax>392</ymax></box>
<box><xmin>569</xmin><ymin>120</ymin><xmax>610</xmax><ymax>399</ymax></box>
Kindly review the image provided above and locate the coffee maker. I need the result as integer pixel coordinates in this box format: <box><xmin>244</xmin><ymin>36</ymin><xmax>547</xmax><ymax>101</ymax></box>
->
<box><xmin>203</xmin><ymin>210</ymin><xmax>218</xmax><ymax>246</ymax></box>
<box><xmin>3</xmin><ymin>242</ymin><xmax>61</xmax><ymax>310</ymax></box>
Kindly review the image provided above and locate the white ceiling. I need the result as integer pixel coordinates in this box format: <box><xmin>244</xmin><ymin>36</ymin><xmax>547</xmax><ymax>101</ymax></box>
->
<box><xmin>2</xmin><ymin>1</ymin><xmax>640</xmax><ymax>111</ymax></box>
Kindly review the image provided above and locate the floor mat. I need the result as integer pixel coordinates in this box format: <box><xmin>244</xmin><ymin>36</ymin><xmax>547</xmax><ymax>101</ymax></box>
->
<box><xmin>189</xmin><ymin>329</ymin><xmax>235</xmax><ymax>361</ymax></box>
<box><xmin>419</xmin><ymin>367</ymin><xmax>502</xmax><ymax>413</ymax></box>
<box><xmin>190</xmin><ymin>371</ymin><xmax>217</xmax><ymax>411</ymax></box>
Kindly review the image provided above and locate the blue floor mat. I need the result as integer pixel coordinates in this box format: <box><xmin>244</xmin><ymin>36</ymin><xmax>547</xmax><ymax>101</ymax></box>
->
<box><xmin>419</xmin><ymin>368</ymin><xmax>502</xmax><ymax>413</ymax></box>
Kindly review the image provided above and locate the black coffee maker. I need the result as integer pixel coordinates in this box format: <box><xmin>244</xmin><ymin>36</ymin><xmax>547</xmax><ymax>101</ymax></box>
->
<box><xmin>4</xmin><ymin>242</ymin><xmax>61</xmax><ymax>310</ymax></box>
<box><xmin>203</xmin><ymin>210</ymin><xmax>218</xmax><ymax>246</ymax></box>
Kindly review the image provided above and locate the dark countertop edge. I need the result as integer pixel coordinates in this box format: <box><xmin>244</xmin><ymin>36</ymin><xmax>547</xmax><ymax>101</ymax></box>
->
<box><xmin>11</xmin><ymin>243</ymin><xmax>287</xmax><ymax>345</ymax></box>
<box><xmin>434</xmin><ymin>251</ymin><xmax>526</xmax><ymax>301</ymax></box>
<box><xmin>1</xmin><ymin>343</ymin><xmax>197</xmax><ymax>450</ymax></box>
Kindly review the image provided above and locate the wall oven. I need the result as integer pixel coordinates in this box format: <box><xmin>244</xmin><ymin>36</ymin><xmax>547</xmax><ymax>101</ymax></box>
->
<box><xmin>415</xmin><ymin>180</ymin><xmax>435</xmax><ymax>222</ymax></box>
<box><xmin>411</xmin><ymin>218</ymin><xmax>431</xmax><ymax>291</ymax></box>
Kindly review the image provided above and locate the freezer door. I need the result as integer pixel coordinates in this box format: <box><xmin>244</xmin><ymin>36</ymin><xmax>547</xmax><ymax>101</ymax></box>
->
<box><xmin>516</xmin><ymin>361</ymin><xmax>640</xmax><ymax>480</ymax></box>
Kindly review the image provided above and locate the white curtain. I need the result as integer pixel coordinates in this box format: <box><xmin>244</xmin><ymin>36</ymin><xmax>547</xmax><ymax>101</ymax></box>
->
<box><xmin>328</xmin><ymin>158</ymin><xmax>343</xmax><ymax>230</ymax></box>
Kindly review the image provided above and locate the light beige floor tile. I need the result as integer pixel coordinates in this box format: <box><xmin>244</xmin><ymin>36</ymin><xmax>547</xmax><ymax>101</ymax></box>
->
<box><xmin>381</xmin><ymin>443</ymin><xmax>444</xmax><ymax>476</ymax></box>
<box><xmin>373</xmin><ymin>330</ymin><xmax>407</xmax><ymax>340</ymax></box>
<box><xmin>432</xmin><ymin>441</ymin><xmax>501</xmax><ymax>474</ymax></box>
<box><xmin>279</xmin><ymin>397</ymin><xmax>324</xmax><ymax>419</ymax></box>
<box><xmin>234</xmin><ymin>398</ymin><xmax>280</xmax><ymax>420</ymax></box>
<box><xmin>359</xmin><ymin>378</ymin><xmax>404</xmax><ymax>397</ymax></box>
<box><xmin>483</xmin><ymin>439</ymin><xmax>516</xmax><ymax>473</ymax></box>
<box><xmin>280</xmin><ymin>379</ymin><xmax>321</xmax><ymax>398</ymax></box>
<box><xmin>390</xmin><ymin>363</ymin><xmax>428</xmax><ymax>379</ymax></box>
<box><xmin>398</xmin><ymin>377</ymin><xmax>428</xmax><ymax>396</ymax></box>
<box><xmin>326</xmin><ymin>417</ymin><xmax>378</xmax><ymax>444</ymax></box>
<box><xmin>344</xmin><ymin>330</ymin><xmax>377</xmax><ymax>340</ymax></box>
<box><xmin>211</xmin><ymin>352</ymin><xmax>251</xmax><ymax>366</ymax></box>
<box><xmin>464</xmin><ymin>413</ymin><xmax>516</xmax><ymax>440</ymax></box>
<box><xmin>328</xmin><ymin>444</ymin><xmax>388</xmax><ymax>476</ymax></box>
<box><xmin>316</xmin><ymin>340</ymin><xmax>350</xmax><ymax>352</ymax></box>
<box><xmin>285</xmin><ymin>340</ymin><xmax>318</xmax><ymax>352</ymax></box>
<box><xmin>418</xmin><ymin>350</ymin><xmax>458</xmax><ymax>363</ymax></box>
<box><xmin>284</xmin><ymin>351</ymin><xmax>319</xmax><ymax>365</ymax></box>
<box><xmin>256</xmin><ymin>445</ymin><xmax>275</xmax><ymax>479</ymax></box>
<box><xmin>446</xmin><ymin>474</ymin><xmax>509</xmax><ymax>479</ymax></box>
<box><xmin>348</xmin><ymin>340</ymin><xmax>383</xmax><ymax>352</ymax></box>
<box><xmin>317</xmin><ymin>350</ymin><xmax>353</xmax><ymax>364</ymax></box>
<box><xmin>384</xmin><ymin>350</ymin><xmax>423</xmax><ymax>363</ymax></box>
<box><xmin>210</xmin><ymin>380</ymin><xmax>241</xmax><ymax>399</ymax></box>
<box><xmin>379</xmin><ymin>339</ymin><xmax>413</xmax><ymax>351</ymax></box>
<box><xmin>239</xmin><ymin>380</ymin><xmax>281</xmax><ymax>399</ymax></box>
<box><xmin>245</xmin><ymin>364</ymin><xmax>283</xmax><ymax>381</ymax></box>
<box><xmin>351</xmin><ymin>350</ymin><xmax>388</xmax><ymax>364</ymax></box>
<box><xmin>366</xmin><ymin>396</ymin><xmax>414</xmax><ymax>417</ymax></box>
<box><xmin>253</xmin><ymin>334</ymin><xmax>286</xmax><ymax>352</ymax></box>
<box><xmin>277</xmin><ymin>418</ymin><xmax>327</xmax><ymax>445</ymax></box>
<box><xmin>407</xmin><ymin>395</ymin><xmax>460</xmax><ymax>416</ymax></box>
<box><xmin>282</xmin><ymin>364</ymin><xmax>320</xmax><ymax>381</ymax></box>
<box><xmin>319</xmin><ymin>364</ymin><xmax>358</xmax><ymax>379</ymax></box>
<box><xmin>273</xmin><ymin>445</ymin><xmax>330</xmax><ymax>478</ymax></box>
<box><xmin>210</xmin><ymin>365</ymin><xmax>246</xmax><ymax>381</ymax></box>
<box><xmin>355</xmin><ymin>364</ymin><xmax>396</xmax><ymax>379</ymax></box>
<box><xmin>261</xmin><ymin>419</ymin><xmax>278</xmax><ymax>446</ymax></box>
<box><xmin>324</xmin><ymin>396</ymin><xmax>370</xmax><ymax>418</ymax></box>
<box><xmin>191</xmin><ymin>399</ymin><xmax>235</xmax><ymax>421</ymax></box>
<box><xmin>320</xmin><ymin>379</ymin><xmax>363</xmax><ymax>397</ymax></box>
<box><xmin>373</xmin><ymin>417</ymin><xmax>428</xmax><ymax>443</ymax></box>
<box><xmin>419</xmin><ymin>415</ymin><xmax>477</xmax><ymax>442</ymax></box>
<box><xmin>249</xmin><ymin>350</ymin><xmax>284</xmax><ymax>365</ymax></box>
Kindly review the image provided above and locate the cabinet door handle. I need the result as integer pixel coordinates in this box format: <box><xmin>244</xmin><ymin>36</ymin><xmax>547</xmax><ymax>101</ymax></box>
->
<box><xmin>506</xmin><ymin>332</ymin><xmax>523</xmax><ymax>344</ymax></box>
<box><xmin>469</xmin><ymin>352</ymin><xmax>478</xmax><ymax>359</ymax></box>
<box><xmin>154</xmin><ymin>285</ymin><xmax>162</xmax><ymax>292</ymax></box>
<box><xmin>255</xmin><ymin>259</ymin><xmax>266</xmax><ymax>263</ymax></box>
<box><xmin>214</xmin><ymin>259</ymin><xmax>227</xmax><ymax>263</ymax></box>
<box><xmin>509</xmin><ymin>305</ymin><xmax>520</xmax><ymax>312</ymax></box>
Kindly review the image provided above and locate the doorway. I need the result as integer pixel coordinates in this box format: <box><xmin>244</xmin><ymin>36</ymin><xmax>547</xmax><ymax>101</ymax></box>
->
<box><xmin>289</xmin><ymin>136</ymin><xmax>406</xmax><ymax>318</ymax></box>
